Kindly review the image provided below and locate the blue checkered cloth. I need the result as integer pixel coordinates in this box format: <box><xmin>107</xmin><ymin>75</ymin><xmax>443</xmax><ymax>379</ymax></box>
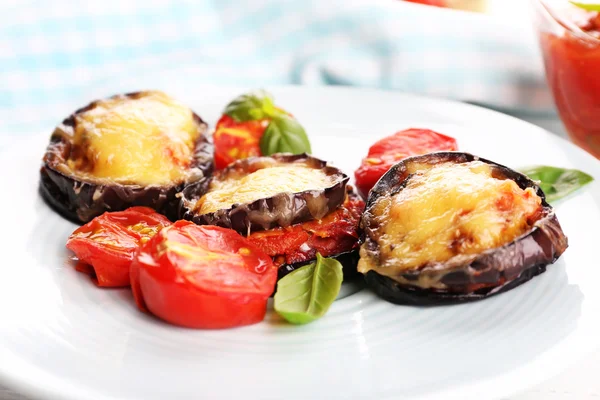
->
<box><xmin>0</xmin><ymin>0</ymin><xmax>554</xmax><ymax>145</ymax></box>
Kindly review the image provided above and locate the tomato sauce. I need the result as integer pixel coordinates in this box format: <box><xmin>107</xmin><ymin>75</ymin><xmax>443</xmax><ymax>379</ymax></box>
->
<box><xmin>247</xmin><ymin>192</ymin><xmax>364</xmax><ymax>267</ymax></box>
<box><xmin>404</xmin><ymin>0</ymin><xmax>446</xmax><ymax>6</ymax></box>
<box><xmin>540</xmin><ymin>9</ymin><xmax>600</xmax><ymax>157</ymax></box>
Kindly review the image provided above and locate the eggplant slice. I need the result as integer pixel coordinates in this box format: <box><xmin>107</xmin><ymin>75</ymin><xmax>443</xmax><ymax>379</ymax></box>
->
<box><xmin>180</xmin><ymin>153</ymin><xmax>349</xmax><ymax>234</ymax></box>
<box><xmin>268</xmin><ymin>186</ymin><xmax>365</xmax><ymax>294</ymax></box>
<box><xmin>253</xmin><ymin>185</ymin><xmax>365</xmax><ymax>281</ymax></box>
<box><xmin>358</xmin><ymin>152</ymin><xmax>568</xmax><ymax>305</ymax></box>
<box><xmin>40</xmin><ymin>91</ymin><xmax>214</xmax><ymax>224</ymax></box>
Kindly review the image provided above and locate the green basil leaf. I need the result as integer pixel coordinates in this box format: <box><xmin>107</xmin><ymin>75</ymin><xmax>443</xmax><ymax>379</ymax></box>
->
<box><xmin>260</xmin><ymin>114</ymin><xmax>311</xmax><ymax>156</ymax></box>
<box><xmin>519</xmin><ymin>165</ymin><xmax>594</xmax><ymax>203</ymax></box>
<box><xmin>569</xmin><ymin>1</ymin><xmax>600</xmax><ymax>11</ymax></box>
<box><xmin>223</xmin><ymin>90</ymin><xmax>276</xmax><ymax>122</ymax></box>
<box><xmin>273</xmin><ymin>253</ymin><xmax>343</xmax><ymax>325</ymax></box>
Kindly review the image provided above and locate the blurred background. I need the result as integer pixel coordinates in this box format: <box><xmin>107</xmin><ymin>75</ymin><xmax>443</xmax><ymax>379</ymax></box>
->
<box><xmin>0</xmin><ymin>0</ymin><xmax>568</xmax><ymax>149</ymax></box>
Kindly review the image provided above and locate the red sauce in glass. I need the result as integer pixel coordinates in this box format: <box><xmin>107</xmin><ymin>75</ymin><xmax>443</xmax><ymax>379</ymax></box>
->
<box><xmin>540</xmin><ymin>10</ymin><xmax>600</xmax><ymax>157</ymax></box>
<box><xmin>404</xmin><ymin>0</ymin><xmax>446</xmax><ymax>6</ymax></box>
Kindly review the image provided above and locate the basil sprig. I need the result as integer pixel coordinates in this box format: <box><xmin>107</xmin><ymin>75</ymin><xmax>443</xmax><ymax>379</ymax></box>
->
<box><xmin>273</xmin><ymin>253</ymin><xmax>343</xmax><ymax>325</ymax></box>
<box><xmin>260</xmin><ymin>114</ymin><xmax>312</xmax><ymax>156</ymax></box>
<box><xmin>223</xmin><ymin>90</ymin><xmax>311</xmax><ymax>156</ymax></box>
<box><xmin>223</xmin><ymin>90</ymin><xmax>276</xmax><ymax>122</ymax></box>
<box><xmin>519</xmin><ymin>165</ymin><xmax>594</xmax><ymax>203</ymax></box>
<box><xmin>569</xmin><ymin>1</ymin><xmax>600</xmax><ymax>11</ymax></box>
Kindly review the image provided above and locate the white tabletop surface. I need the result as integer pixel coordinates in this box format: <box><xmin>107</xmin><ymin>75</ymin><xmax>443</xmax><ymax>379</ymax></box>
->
<box><xmin>0</xmin><ymin>113</ymin><xmax>597</xmax><ymax>400</ymax></box>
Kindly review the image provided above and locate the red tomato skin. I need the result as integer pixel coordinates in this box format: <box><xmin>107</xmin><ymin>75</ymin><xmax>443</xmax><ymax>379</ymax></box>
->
<box><xmin>354</xmin><ymin>162</ymin><xmax>391</xmax><ymax>201</ymax></box>
<box><xmin>135</xmin><ymin>266</ymin><xmax>270</xmax><ymax>329</ymax></box>
<box><xmin>66</xmin><ymin>206</ymin><xmax>171</xmax><ymax>287</ymax></box>
<box><xmin>404</xmin><ymin>0</ymin><xmax>446</xmax><ymax>6</ymax></box>
<box><xmin>130</xmin><ymin>253</ymin><xmax>147</xmax><ymax>312</ymax></box>
<box><xmin>68</xmin><ymin>240</ymin><xmax>134</xmax><ymax>287</ymax></box>
<box><xmin>213</xmin><ymin>115</ymin><xmax>267</xmax><ymax>170</ymax></box>
<box><xmin>131</xmin><ymin>221</ymin><xmax>277</xmax><ymax>329</ymax></box>
<box><xmin>354</xmin><ymin>128</ymin><xmax>458</xmax><ymax>199</ymax></box>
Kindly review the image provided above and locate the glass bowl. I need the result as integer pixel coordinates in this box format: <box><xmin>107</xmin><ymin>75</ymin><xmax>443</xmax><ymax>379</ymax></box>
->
<box><xmin>530</xmin><ymin>0</ymin><xmax>600</xmax><ymax>158</ymax></box>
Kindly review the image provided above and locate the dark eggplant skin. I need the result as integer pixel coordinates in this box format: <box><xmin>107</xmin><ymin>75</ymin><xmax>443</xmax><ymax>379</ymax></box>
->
<box><xmin>363</xmin><ymin>264</ymin><xmax>549</xmax><ymax>306</ymax></box>
<box><xmin>250</xmin><ymin>184</ymin><xmax>364</xmax><ymax>293</ymax></box>
<box><xmin>39</xmin><ymin>91</ymin><xmax>214</xmax><ymax>224</ymax></box>
<box><xmin>179</xmin><ymin>153</ymin><xmax>349</xmax><ymax>234</ymax></box>
<box><xmin>359</xmin><ymin>151</ymin><xmax>569</xmax><ymax>305</ymax></box>
<box><xmin>278</xmin><ymin>249</ymin><xmax>361</xmax><ymax>282</ymax></box>
<box><xmin>275</xmin><ymin>187</ymin><xmax>364</xmax><ymax>281</ymax></box>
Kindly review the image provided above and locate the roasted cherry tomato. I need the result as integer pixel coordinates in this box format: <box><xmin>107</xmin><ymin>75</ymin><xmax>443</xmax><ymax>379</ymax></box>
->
<box><xmin>130</xmin><ymin>220</ymin><xmax>277</xmax><ymax>329</ymax></box>
<box><xmin>66</xmin><ymin>206</ymin><xmax>172</xmax><ymax>287</ymax></box>
<box><xmin>213</xmin><ymin>114</ymin><xmax>268</xmax><ymax>170</ymax></box>
<box><xmin>354</xmin><ymin>128</ymin><xmax>458</xmax><ymax>199</ymax></box>
<box><xmin>247</xmin><ymin>193</ymin><xmax>365</xmax><ymax>266</ymax></box>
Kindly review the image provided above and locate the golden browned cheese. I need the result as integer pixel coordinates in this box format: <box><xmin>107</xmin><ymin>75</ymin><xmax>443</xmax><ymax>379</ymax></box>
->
<box><xmin>358</xmin><ymin>161</ymin><xmax>542</xmax><ymax>275</ymax></box>
<box><xmin>67</xmin><ymin>91</ymin><xmax>199</xmax><ymax>186</ymax></box>
<box><xmin>195</xmin><ymin>165</ymin><xmax>337</xmax><ymax>214</ymax></box>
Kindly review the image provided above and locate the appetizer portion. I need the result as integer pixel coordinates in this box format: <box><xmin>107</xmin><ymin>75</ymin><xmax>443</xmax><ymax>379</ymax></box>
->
<box><xmin>359</xmin><ymin>152</ymin><xmax>569</xmax><ymax>305</ymax></box>
<box><xmin>180</xmin><ymin>153</ymin><xmax>349</xmax><ymax>234</ymax></box>
<box><xmin>40</xmin><ymin>90</ymin><xmax>214</xmax><ymax>223</ymax></box>
<box><xmin>354</xmin><ymin>128</ymin><xmax>458</xmax><ymax>199</ymax></box>
<box><xmin>47</xmin><ymin>87</ymin><xmax>594</xmax><ymax>330</ymax></box>
<box><xmin>66</xmin><ymin>207</ymin><xmax>171</xmax><ymax>287</ymax></box>
<box><xmin>247</xmin><ymin>187</ymin><xmax>364</xmax><ymax>280</ymax></box>
<box><xmin>130</xmin><ymin>221</ymin><xmax>277</xmax><ymax>329</ymax></box>
<box><xmin>213</xmin><ymin>90</ymin><xmax>311</xmax><ymax>169</ymax></box>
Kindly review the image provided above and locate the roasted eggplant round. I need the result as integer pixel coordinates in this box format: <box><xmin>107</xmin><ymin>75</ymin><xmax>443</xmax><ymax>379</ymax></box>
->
<box><xmin>358</xmin><ymin>152</ymin><xmax>569</xmax><ymax>305</ymax></box>
<box><xmin>179</xmin><ymin>153</ymin><xmax>349</xmax><ymax>234</ymax></box>
<box><xmin>40</xmin><ymin>90</ymin><xmax>214</xmax><ymax>223</ymax></box>
<box><xmin>244</xmin><ymin>185</ymin><xmax>365</xmax><ymax>281</ymax></box>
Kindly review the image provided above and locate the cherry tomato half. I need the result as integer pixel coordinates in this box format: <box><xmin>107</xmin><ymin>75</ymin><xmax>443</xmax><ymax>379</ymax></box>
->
<box><xmin>130</xmin><ymin>221</ymin><xmax>277</xmax><ymax>329</ymax></box>
<box><xmin>213</xmin><ymin>114</ymin><xmax>267</xmax><ymax>170</ymax></box>
<box><xmin>354</xmin><ymin>128</ymin><xmax>458</xmax><ymax>199</ymax></box>
<box><xmin>65</xmin><ymin>207</ymin><xmax>171</xmax><ymax>287</ymax></box>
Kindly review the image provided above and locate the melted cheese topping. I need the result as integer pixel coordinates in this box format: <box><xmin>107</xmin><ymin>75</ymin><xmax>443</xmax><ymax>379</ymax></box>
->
<box><xmin>196</xmin><ymin>164</ymin><xmax>336</xmax><ymax>214</ymax></box>
<box><xmin>67</xmin><ymin>91</ymin><xmax>199</xmax><ymax>186</ymax></box>
<box><xmin>358</xmin><ymin>161</ymin><xmax>542</xmax><ymax>275</ymax></box>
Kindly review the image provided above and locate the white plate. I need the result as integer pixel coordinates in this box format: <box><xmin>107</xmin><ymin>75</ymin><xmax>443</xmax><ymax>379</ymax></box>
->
<box><xmin>1</xmin><ymin>85</ymin><xmax>599</xmax><ymax>400</ymax></box>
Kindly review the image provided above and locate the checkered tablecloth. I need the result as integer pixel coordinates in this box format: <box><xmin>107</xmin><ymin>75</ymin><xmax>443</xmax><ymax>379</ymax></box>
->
<box><xmin>1</xmin><ymin>0</ymin><xmax>554</xmax><ymax>144</ymax></box>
